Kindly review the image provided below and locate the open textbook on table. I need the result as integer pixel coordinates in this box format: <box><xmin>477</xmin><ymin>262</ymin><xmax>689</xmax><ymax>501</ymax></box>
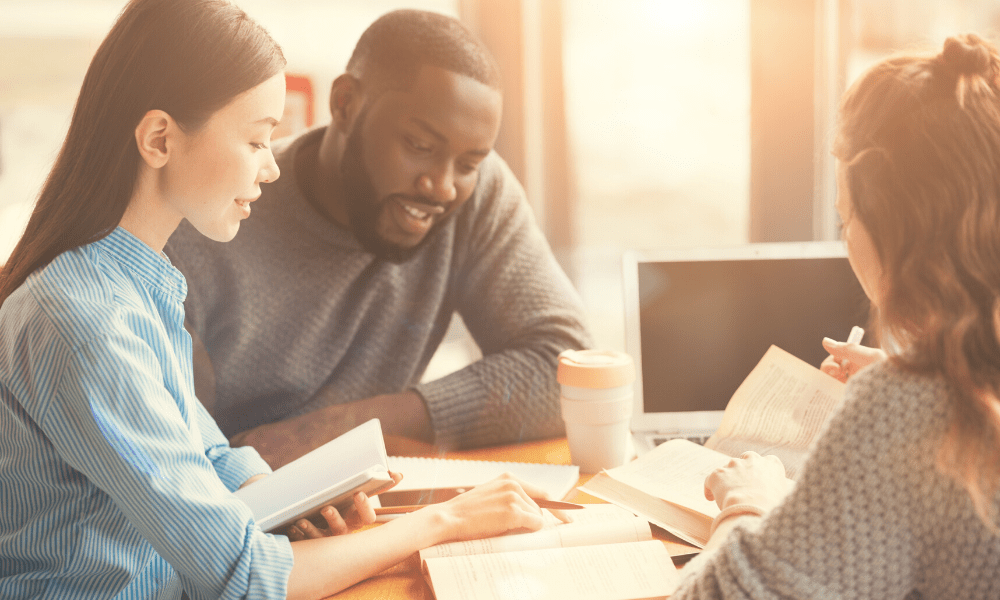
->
<box><xmin>581</xmin><ymin>345</ymin><xmax>845</xmax><ymax>547</ymax></box>
<box><xmin>420</xmin><ymin>504</ymin><xmax>680</xmax><ymax>600</ymax></box>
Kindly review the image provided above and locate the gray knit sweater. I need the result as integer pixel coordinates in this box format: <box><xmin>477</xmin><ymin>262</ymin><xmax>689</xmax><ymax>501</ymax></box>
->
<box><xmin>164</xmin><ymin>127</ymin><xmax>591</xmax><ymax>448</ymax></box>
<box><xmin>674</xmin><ymin>361</ymin><xmax>1000</xmax><ymax>599</ymax></box>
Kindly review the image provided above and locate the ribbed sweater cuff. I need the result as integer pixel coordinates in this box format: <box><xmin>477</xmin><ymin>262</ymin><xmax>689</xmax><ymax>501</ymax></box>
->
<box><xmin>414</xmin><ymin>371</ymin><xmax>489</xmax><ymax>449</ymax></box>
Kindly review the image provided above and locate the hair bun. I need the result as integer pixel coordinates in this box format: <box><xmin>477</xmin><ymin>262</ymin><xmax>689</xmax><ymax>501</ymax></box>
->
<box><xmin>942</xmin><ymin>34</ymin><xmax>992</xmax><ymax>76</ymax></box>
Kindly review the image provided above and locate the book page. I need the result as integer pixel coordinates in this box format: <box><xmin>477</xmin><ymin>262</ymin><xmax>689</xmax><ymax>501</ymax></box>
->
<box><xmin>423</xmin><ymin>540</ymin><xmax>678</xmax><ymax>600</ymax></box>
<box><xmin>604</xmin><ymin>439</ymin><xmax>727</xmax><ymax>516</ymax></box>
<box><xmin>420</xmin><ymin>505</ymin><xmax>651</xmax><ymax>560</ymax></box>
<box><xmin>579</xmin><ymin>472</ymin><xmax>712</xmax><ymax>548</ymax></box>
<box><xmin>705</xmin><ymin>345</ymin><xmax>844</xmax><ymax>477</ymax></box>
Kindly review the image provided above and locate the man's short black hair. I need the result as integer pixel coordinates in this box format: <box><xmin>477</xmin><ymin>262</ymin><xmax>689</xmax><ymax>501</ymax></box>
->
<box><xmin>346</xmin><ymin>9</ymin><xmax>501</xmax><ymax>94</ymax></box>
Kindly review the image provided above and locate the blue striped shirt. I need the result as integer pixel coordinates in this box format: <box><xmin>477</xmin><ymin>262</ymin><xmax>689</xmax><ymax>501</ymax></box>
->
<box><xmin>0</xmin><ymin>227</ymin><xmax>294</xmax><ymax>599</ymax></box>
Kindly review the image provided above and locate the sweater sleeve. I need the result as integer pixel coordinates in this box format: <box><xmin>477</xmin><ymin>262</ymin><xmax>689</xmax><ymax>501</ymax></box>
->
<box><xmin>413</xmin><ymin>154</ymin><xmax>593</xmax><ymax>448</ymax></box>
<box><xmin>671</xmin><ymin>364</ymin><xmax>932</xmax><ymax>599</ymax></box>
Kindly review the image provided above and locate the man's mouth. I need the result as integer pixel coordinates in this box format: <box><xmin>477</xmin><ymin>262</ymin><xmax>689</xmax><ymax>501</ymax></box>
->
<box><xmin>391</xmin><ymin>197</ymin><xmax>447</xmax><ymax>235</ymax></box>
<box><xmin>401</xmin><ymin>203</ymin><xmax>430</xmax><ymax>220</ymax></box>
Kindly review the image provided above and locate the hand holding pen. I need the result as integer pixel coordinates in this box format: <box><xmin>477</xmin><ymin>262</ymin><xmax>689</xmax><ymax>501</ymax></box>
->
<box><xmin>820</xmin><ymin>326</ymin><xmax>887</xmax><ymax>383</ymax></box>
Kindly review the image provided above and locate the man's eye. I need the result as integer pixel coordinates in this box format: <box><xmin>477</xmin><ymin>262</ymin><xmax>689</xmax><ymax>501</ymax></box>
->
<box><xmin>457</xmin><ymin>162</ymin><xmax>478</xmax><ymax>175</ymax></box>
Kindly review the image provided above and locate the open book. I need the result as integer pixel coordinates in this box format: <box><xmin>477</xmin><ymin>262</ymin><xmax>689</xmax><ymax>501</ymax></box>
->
<box><xmin>580</xmin><ymin>345</ymin><xmax>844</xmax><ymax>547</ymax></box>
<box><xmin>420</xmin><ymin>504</ymin><xmax>680</xmax><ymax>600</ymax></box>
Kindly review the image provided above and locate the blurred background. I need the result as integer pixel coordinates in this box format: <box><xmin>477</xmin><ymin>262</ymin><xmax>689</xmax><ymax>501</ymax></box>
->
<box><xmin>2</xmin><ymin>0</ymin><xmax>999</xmax><ymax>376</ymax></box>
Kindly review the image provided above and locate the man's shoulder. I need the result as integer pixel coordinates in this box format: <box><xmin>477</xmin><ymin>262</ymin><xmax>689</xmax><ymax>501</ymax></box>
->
<box><xmin>455</xmin><ymin>151</ymin><xmax>529</xmax><ymax>228</ymax></box>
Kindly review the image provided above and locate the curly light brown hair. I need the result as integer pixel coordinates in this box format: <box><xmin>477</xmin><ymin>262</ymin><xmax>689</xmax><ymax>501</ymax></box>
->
<box><xmin>834</xmin><ymin>33</ymin><xmax>1000</xmax><ymax>526</ymax></box>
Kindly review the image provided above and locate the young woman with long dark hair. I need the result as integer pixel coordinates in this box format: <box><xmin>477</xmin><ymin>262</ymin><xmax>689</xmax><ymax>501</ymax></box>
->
<box><xmin>669</xmin><ymin>34</ymin><xmax>1000</xmax><ymax>599</ymax></box>
<box><xmin>0</xmin><ymin>2</ymin><xmax>554</xmax><ymax>598</ymax></box>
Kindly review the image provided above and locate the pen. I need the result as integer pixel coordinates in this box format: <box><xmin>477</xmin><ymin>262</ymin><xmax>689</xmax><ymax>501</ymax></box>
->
<box><xmin>846</xmin><ymin>326</ymin><xmax>865</xmax><ymax>345</ymax></box>
<box><xmin>374</xmin><ymin>498</ymin><xmax>586</xmax><ymax>515</ymax></box>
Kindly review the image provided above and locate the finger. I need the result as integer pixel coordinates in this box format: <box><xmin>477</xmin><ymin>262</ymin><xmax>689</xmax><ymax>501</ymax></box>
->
<box><xmin>824</xmin><ymin>338</ymin><xmax>875</xmax><ymax>363</ymax></box>
<box><xmin>353</xmin><ymin>491</ymin><xmax>376</xmax><ymax>525</ymax></box>
<box><xmin>495</xmin><ymin>473</ymin><xmax>540</xmax><ymax>508</ymax></box>
<box><xmin>296</xmin><ymin>517</ymin><xmax>325</xmax><ymax>539</ymax></box>
<box><xmin>546</xmin><ymin>508</ymin><xmax>574</xmax><ymax>524</ymax></box>
<box><xmin>286</xmin><ymin>525</ymin><xmax>304</xmax><ymax>542</ymax></box>
<box><xmin>509</xmin><ymin>476</ymin><xmax>552</xmax><ymax>501</ymax></box>
<box><xmin>513</xmin><ymin>504</ymin><xmax>546</xmax><ymax>531</ymax></box>
<box><xmin>704</xmin><ymin>482</ymin><xmax>715</xmax><ymax>501</ymax></box>
<box><xmin>764</xmin><ymin>454</ymin><xmax>787</xmax><ymax>476</ymax></box>
<box><xmin>321</xmin><ymin>505</ymin><xmax>349</xmax><ymax>536</ymax></box>
<box><xmin>704</xmin><ymin>469</ymin><xmax>722</xmax><ymax>501</ymax></box>
<box><xmin>820</xmin><ymin>355</ymin><xmax>840</xmax><ymax>375</ymax></box>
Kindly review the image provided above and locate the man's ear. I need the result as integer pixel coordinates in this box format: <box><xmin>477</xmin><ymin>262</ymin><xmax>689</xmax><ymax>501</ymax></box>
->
<box><xmin>134</xmin><ymin>110</ymin><xmax>174</xmax><ymax>169</ymax></box>
<box><xmin>329</xmin><ymin>74</ymin><xmax>363</xmax><ymax>134</ymax></box>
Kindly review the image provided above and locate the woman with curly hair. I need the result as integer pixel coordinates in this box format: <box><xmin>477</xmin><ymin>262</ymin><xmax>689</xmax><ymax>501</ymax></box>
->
<box><xmin>674</xmin><ymin>34</ymin><xmax>1000</xmax><ymax>599</ymax></box>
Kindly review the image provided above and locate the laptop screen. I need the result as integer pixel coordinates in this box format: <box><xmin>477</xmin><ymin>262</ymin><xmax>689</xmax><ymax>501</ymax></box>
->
<box><xmin>625</xmin><ymin>243</ymin><xmax>870</xmax><ymax>420</ymax></box>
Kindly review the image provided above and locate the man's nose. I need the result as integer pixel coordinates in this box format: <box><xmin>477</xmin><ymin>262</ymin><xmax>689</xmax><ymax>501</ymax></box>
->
<box><xmin>417</xmin><ymin>165</ymin><xmax>457</xmax><ymax>204</ymax></box>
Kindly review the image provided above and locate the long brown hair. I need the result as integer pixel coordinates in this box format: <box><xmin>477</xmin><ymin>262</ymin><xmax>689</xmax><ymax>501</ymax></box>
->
<box><xmin>0</xmin><ymin>0</ymin><xmax>285</xmax><ymax>305</ymax></box>
<box><xmin>834</xmin><ymin>34</ymin><xmax>1000</xmax><ymax>525</ymax></box>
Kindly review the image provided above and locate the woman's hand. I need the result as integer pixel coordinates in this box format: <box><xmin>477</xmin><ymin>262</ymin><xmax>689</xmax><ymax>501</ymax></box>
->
<box><xmin>704</xmin><ymin>452</ymin><xmax>793</xmax><ymax>512</ymax></box>
<box><xmin>285</xmin><ymin>471</ymin><xmax>403</xmax><ymax>540</ymax></box>
<box><xmin>421</xmin><ymin>473</ymin><xmax>554</xmax><ymax>544</ymax></box>
<box><xmin>820</xmin><ymin>337</ymin><xmax>886</xmax><ymax>383</ymax></box>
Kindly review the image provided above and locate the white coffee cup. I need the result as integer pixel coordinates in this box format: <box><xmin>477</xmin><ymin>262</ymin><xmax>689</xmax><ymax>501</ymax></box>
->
<box><xmin>557</xmin><ymin>349</ymin><xmax>635</xmax><ymax>473</ymax></box>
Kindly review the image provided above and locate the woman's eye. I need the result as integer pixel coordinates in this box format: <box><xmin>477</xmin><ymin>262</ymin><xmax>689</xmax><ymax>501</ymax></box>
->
<box><xmin>406</xmin><ymin>137</ymin><xmax>432</xmax><ymax>153</ymax></box>
<box><xmin>250</xmin><ymin>142</ymin><xmax>268</xmax><ymax>150</ymax></box>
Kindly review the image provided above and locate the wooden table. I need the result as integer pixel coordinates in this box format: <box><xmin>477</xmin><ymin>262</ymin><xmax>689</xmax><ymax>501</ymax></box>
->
<box><xmin>326</xmin><ymin>437</ymin><xmax>698</xmax><ymax>599</ymax></box>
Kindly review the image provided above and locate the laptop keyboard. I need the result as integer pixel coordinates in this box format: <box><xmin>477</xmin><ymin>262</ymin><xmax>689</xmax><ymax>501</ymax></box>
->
<box><xmin>650</xmin><ymin>434</ymin><xmax>711</xmax><ymax>447</ymax></box>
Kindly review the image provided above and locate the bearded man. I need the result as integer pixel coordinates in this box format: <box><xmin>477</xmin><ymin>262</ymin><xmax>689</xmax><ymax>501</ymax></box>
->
<box><xmin>165</xmin><ymin>9</ymin><xmax>591</xmax><ymax>468</ymax></box>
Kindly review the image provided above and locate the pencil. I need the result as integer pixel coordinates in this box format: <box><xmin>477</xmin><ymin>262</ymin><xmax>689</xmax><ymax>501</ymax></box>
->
<box><xmin>374</xmin><ymin>498</ymin><xmax>586</xmax><ymax>515</ymax></box>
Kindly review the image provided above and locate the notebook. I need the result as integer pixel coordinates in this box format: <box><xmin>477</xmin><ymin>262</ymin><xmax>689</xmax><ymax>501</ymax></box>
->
<box><xmin>623</xmin><ymin>242</ymin><xmax>870</xmax><ymax>454</ymax></box>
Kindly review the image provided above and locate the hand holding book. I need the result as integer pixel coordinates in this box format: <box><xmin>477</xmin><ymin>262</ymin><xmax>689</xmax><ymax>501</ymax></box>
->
<box><xmin>286</xmin><ymin>470</ymin><xmax>404</xmax><ymax>540</ymax></box>
<box><xmin>703</xmin><ymin>451</ymin><xmax>795</xmax><ymax>516</ymax></box>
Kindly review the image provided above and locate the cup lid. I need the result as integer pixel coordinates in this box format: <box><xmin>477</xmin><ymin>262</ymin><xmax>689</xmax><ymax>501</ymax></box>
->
<box><xmin>557</xmin><ymin>349</ymin><xmax>635</xmax><ymax>388</ymax></box>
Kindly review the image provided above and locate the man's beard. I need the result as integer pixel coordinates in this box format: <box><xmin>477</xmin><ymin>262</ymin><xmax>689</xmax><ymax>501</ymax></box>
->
<box><xmin>340</xmin><ymin>115</ymin><xmax>449</xmax><ymax>263</ymax></box>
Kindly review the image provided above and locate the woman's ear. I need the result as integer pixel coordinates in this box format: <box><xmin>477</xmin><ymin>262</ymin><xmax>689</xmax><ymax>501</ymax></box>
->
<box><xmin>134</xmin><ymin>110</ymin><xmax>174</xmax><ymax>168</ymax></box>
<box><xmin>329</xmin><ymin>74</ymin><xmax>362</xmax><ymax>134</ymax></box>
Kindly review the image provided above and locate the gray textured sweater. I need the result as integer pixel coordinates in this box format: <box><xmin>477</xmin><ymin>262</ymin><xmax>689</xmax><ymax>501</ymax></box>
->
<box><xmin>165</xmin><ymin>127</ymin><xmax>591</xmax><ymax>448</ymax></box>
<box><xmin>675</xmin><ymin>361</ymin><xmax>1000</xmax><ymax>599</ymax></box>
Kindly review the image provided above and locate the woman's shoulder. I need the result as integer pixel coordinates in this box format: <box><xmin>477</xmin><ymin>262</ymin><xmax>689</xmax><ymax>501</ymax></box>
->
<box><xmin>847</xmin><ymin>360</ymin><xmax>949</xmax><ymax>416</ymax></box>
<box><xmin>821</xmin><ymin>360</ymin><xmax>949</xmax><ymax>456</ymax></box>
<box><xmin>6</xmin><ymin>246</ymin><xmax>124</xmax><ymax>351</ymax></box>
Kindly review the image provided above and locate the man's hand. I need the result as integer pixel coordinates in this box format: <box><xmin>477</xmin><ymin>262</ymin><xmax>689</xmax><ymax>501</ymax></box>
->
<box><xmin>230</xmin><ymin>391</ymin><xmax>433</xmax><ymax>469</ymax></box>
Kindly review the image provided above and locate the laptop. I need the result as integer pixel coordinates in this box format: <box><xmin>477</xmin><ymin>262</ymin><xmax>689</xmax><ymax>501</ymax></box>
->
<box><xmin>624</xmin><ymin>242</ymin><xmax>871</xmax><ymax>454</ymax></box>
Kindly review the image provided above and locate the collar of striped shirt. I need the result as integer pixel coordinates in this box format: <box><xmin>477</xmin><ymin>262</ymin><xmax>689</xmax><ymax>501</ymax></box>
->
<box><xmin>94</xmin><ymin>226</ymin><xmax>188</xmax><ymax>301</ymax></box>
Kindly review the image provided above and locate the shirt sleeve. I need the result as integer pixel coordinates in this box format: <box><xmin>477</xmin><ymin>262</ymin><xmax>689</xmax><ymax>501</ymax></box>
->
<box><xmin>413</xmin><ymin>154</ymin><xmax>593</xmax><ymax>448</ymax></box>
<box><xmin>195</xmin><ymin>396</ymin><xmax>271</xmax><ymax>492</ymax></box>
<box><xmin>39</xmin><ymin>329</ymin><xmax>293</xmax><ymax>600</ymax></box>
<box><xmin>671</xmin><ymin>365</ymin><xmax>928</xmax><ymax>600</ymax></box>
